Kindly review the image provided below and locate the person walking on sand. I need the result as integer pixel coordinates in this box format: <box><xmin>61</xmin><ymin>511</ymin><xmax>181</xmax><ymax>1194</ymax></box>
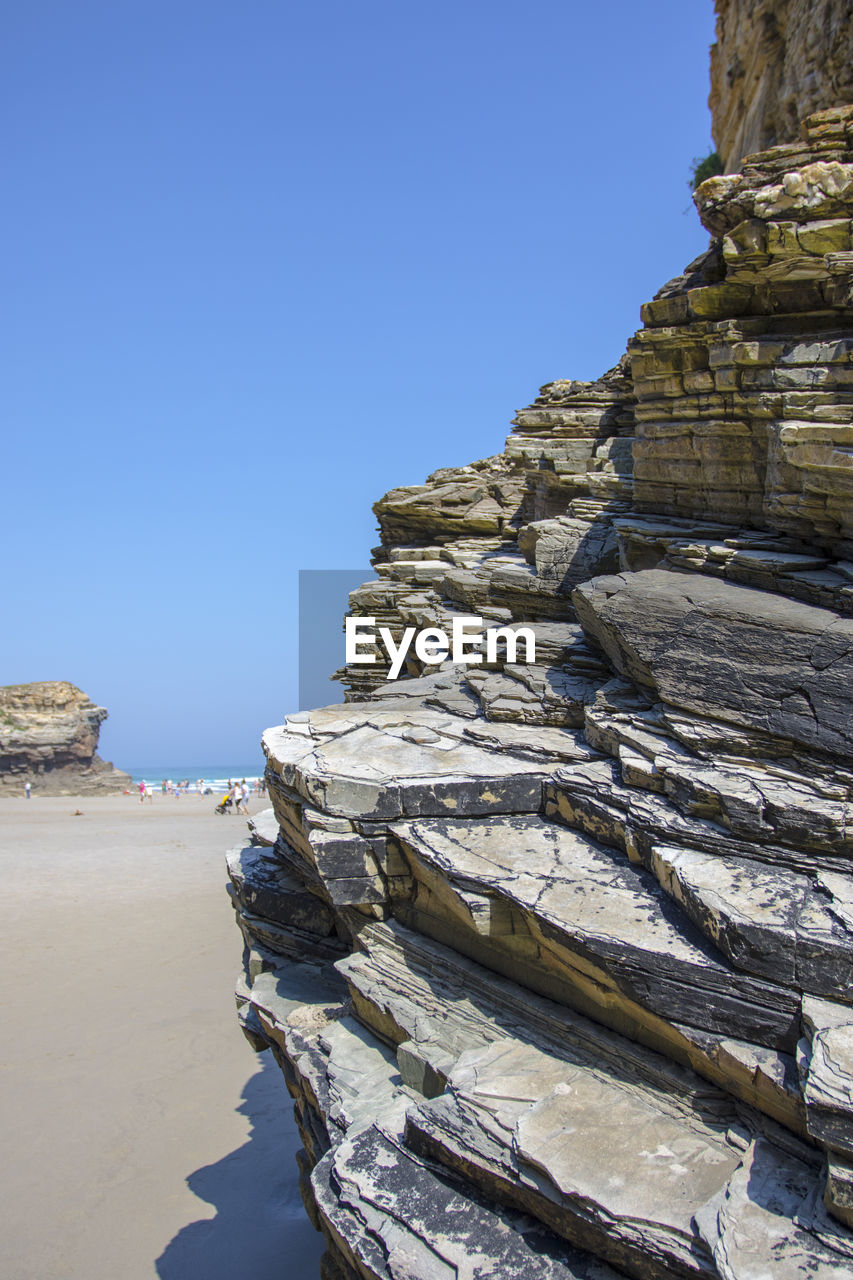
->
<box><xmin>139</xmin><ymin>780</ymin><xmax>146</xmax><ymax>804</ymax></box>
<box><xmin>238</xmin><ymin>779</ymin><xmax>249</xmax><ymax>815</ymax></box>
<box><xmin>25</xmin><ymin>781</ymin><xmax>31</xmax><ymax>800</ymax></box>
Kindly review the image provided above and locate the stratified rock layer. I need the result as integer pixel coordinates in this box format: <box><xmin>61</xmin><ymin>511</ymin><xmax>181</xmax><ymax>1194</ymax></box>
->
<box><xmin>637</xmin><ymin>107</ymin><xmax>853</xmax><ymax>553</ymax></box>
<box><xmin>228</xmin><ymin>107</ymin><xmax>853</xmax><ymax>1278</ymax></box>
<box><xmin>0</xmin><ymin>682</ymin><xmax>130</xmax><ymax>794</ymax></box>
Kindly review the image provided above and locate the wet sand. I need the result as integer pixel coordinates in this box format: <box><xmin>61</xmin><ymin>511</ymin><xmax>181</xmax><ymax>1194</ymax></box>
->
<box><xmin>0</xmin><ymin>794</ymin><xmax>325</xmax><ymax>1280</ymax></box>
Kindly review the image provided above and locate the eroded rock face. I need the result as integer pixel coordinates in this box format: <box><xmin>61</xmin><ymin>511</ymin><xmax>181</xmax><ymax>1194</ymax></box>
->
<box><xmin>227</xmin><ymin>92</ymin><xmax>853</xmax><ymax>1280</ymax></box>
<box><xmin>372</xmin><ymin>361</ymin><xmax>636</xmax><ymax>553</ymax></box>
<box><xmin>0</xmin><ymin>681</ymin><xmax>130</xmax><ymax>794</ymax></box>
<box><xmin>710</xmin><ymin>0</ymin><xmax>853</xmax><ymax>172</ymax></box>
<box><xmin>635</xmin><ymin>107</ymin><xmax>853</xmax><ymax>552</ymax></box>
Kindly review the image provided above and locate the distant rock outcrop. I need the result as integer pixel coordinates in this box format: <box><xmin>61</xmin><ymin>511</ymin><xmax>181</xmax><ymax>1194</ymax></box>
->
<box><xmin>226</xmin><ymin>31</ymin><xmax>853</xmax><ymax>1280</ymax></box>
<box><xmin>0</xmin><ymin>682</ymin><xmax>131</xmax><ymax>795</ymax></box>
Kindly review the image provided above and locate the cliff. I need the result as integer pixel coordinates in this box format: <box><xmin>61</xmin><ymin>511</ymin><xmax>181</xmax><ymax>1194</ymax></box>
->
<box><xmin>0</xmin><ymin>682</ymin><xmax>131</xmax><ymax>795</ymax></box>
<box><xmin>710</xmin><ymin>0</ymin><xmax>853</xmax><ymax>171</ymax></box>
<box><xmin>226</xmin><ymin>40</ymin><xmax>853</xmax><ymax>1280</ymax></box>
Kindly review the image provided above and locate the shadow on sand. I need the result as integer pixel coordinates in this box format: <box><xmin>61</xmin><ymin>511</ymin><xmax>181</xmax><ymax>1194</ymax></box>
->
<box><xmin>156</xmin><ymin>1054</ymin><xmax>325</xmax><ymax>1279</ymax></box>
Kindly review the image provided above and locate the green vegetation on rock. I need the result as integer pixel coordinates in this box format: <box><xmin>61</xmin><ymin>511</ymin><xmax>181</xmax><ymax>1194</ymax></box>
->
<box><xmin>689</xmin><ymin>149</ymin><xmax>723</xmax><ymax>189</ymax></box>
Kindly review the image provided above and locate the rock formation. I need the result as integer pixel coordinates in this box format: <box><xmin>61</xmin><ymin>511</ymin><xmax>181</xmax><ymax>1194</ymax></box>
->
<box><xmin>710</xmin><ymin>0</ymin><xmax>853</xmax><ymax>171</ymax></box>
<box><xmin>0</xmin><ymin>681</ymin><xmax>131</xmax><ymax>794</ymax></box>
<box><xmin>227</xmin><ymin>49</ymin><xmax>853</xmax><ymax>1280</ymax></box>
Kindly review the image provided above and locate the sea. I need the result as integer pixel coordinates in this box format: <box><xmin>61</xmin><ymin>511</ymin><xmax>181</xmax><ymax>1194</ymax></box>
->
<box><xmin>127</xmin><ymin>765</ymin><xmax>265</xmax><ymax>794</ymax></box>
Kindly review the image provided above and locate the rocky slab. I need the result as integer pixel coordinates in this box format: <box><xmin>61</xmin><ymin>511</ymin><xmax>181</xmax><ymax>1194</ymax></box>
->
<box><xmin>227</xmin><ymin>842</ymin><xmax>338</xmax><ymax>937</ymax></box>
<box><xmin>573</xmin><ymin>570</ymin><xmax>853</xmax><ymax>759</ymax></box>
<box><xmin>546</xmin><ymin>759</ymin><xmax>853</xmax><ymax>878</ymax></box>
<box><xmin>406</xmin><ymin>1037</ymin><xmax>743</xmax><ymax>1279</ymax></box>
<box><xmin>338</xmin><ymin>918</ymin><xmax>742</xmax><ymax>1124</ymax></box>
<box><xmin>800</xmin><ymin>997</ymin><xmax>853</xmax><ymax>1160</ymax></box>
<box><xmin>650</xmin><ymin>843</ymin><xmax>853</xmax><ymax>999</ymax></box>
<box><xmin>264</xmin><ymin>698</ymin><xmax>594</xmax><ymax>822</ymax></box>
<box><xmin>390</xmin><ymin>814</ymin><xmax>799</xmax><ymax>1051</ymax></box>
<box><xmin>313</xmin><ymin>1124</ymin><xmax>620</xmax><ymax>1280</ymax></box>
<box><xmin>695</xmin><ymin>1138</ymin><xmax>853</xmax><ymax>1279</ymax></box>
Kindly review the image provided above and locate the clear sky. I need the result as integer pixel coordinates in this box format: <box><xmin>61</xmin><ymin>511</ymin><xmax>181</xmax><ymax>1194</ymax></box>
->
<box><xmin>2</xmin><ymin>1</ymin><xmax>718</xmax><ymax>767</ymax></box>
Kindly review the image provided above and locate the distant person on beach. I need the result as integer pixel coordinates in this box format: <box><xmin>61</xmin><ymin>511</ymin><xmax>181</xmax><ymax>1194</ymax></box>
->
<box><xmin>139</xmin><ymin>780</ymin><xmax>146</xmax><ymax>804</ymax></box>
<box><xmin>237</xmin><ymin>779</ymin><xmax>249</xmax><ymax>815</ymax></box>
<box><xmin>25</xmin><ymin>781</ymin><xmax>31</xmax><ymax>799</ymax></box>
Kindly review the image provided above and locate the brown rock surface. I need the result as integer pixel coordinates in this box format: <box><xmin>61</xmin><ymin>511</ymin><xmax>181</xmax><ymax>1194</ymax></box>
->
<box><xmin>710</xmin><ymin>0</ymin><xmax>853</xmax><ymax>172</ymax></box>
<box><xmin>0</xmin><ymin>681</ymin><xmax>130</xmax><ymax>794</ymax></box>
<box><xmin>635</xmin><ymin>106</ymin><xmax>853</xmax><ymax>555</ymax></box>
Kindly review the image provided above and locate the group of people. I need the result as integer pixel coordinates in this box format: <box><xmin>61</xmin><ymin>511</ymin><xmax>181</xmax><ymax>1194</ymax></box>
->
<box><xmin>135</xmin><ymin>776</ymin><xmax>266</xmax><ymax>805</ymax></box>
<box><xmin>227</xmin><ymin>778</ymin><xmax>251</xmax><ymax>814</ymax></box>
<box><xmin>216</xmin><ymin>777</ymin><xmax>263</xmax><ymax>815</ymax></box>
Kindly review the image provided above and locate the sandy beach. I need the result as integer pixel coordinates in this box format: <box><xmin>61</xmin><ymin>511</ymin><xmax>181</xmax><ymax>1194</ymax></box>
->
<box><xmin>0</xmin><ymin>793</ymin><xmax>325</xmax><ymax>1280</ymax></box>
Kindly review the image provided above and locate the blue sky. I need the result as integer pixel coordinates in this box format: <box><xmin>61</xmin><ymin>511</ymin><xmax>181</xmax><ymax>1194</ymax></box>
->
<box><xmin>2</xmin><ymin>1</ymin><xmax>718</xmax><ymax>766</ymax></box>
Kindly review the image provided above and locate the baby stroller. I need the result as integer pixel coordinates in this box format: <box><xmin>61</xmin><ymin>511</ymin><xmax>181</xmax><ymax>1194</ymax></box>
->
<box><xmin>215</xmin><ymin>794</ymin><xmax>233</xmax><ymax>815</ymax></box>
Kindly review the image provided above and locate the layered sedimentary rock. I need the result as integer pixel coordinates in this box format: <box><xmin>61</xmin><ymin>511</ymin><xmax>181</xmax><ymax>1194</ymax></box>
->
<box><xmin>710</xmin><ymin>0</ymin><xmax>853</xmax><ymax>171</ymax></box>
<box><xmin>636</xmin><ymin>108</ymin><xmax>853</xmax><ymax>556</ymax></box>
<box><xmin>0</xmin><ymin>681</ymin><xmax>130</xmax><ymax>794</ymax></box>
<box><xmin>228</xmin><ymin>102</ymin><xmax>853</xmax><ymax>1280</ymax></box>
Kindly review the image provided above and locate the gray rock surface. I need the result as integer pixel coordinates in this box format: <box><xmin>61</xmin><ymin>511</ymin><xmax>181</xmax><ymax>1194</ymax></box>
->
<box><xmin>313</xmin><ymin>1126</ymin><xmax>621</xmax><ymax>1280</ymax></box>
<box><xmin>390</xmin><ymin>815</ymin><xmax>800</xmax><ymax>1051</ymax></box>
<box><xmin>225</xmin><ymin>95</ymin><xmax>853</xmax><ymax>1280</ymax></box>
<box><xmin>695</xmin><ymin>1138</ymin><xmax>853</xmax><ymax>1279</ymax></box>
<box><xmin>573</xmin><ymin>570</ymin><xmax>853</xmax><ymax>758</ymax></box>
<box><xmin>406</xmin><ymin>1037</ymin><xmax>742</xmax><ymax>1278</ymax></box>
<box><xmin>650</xmin><ymin>845</ymin><xmax>853</xmax><ymax>998</ymax></box>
